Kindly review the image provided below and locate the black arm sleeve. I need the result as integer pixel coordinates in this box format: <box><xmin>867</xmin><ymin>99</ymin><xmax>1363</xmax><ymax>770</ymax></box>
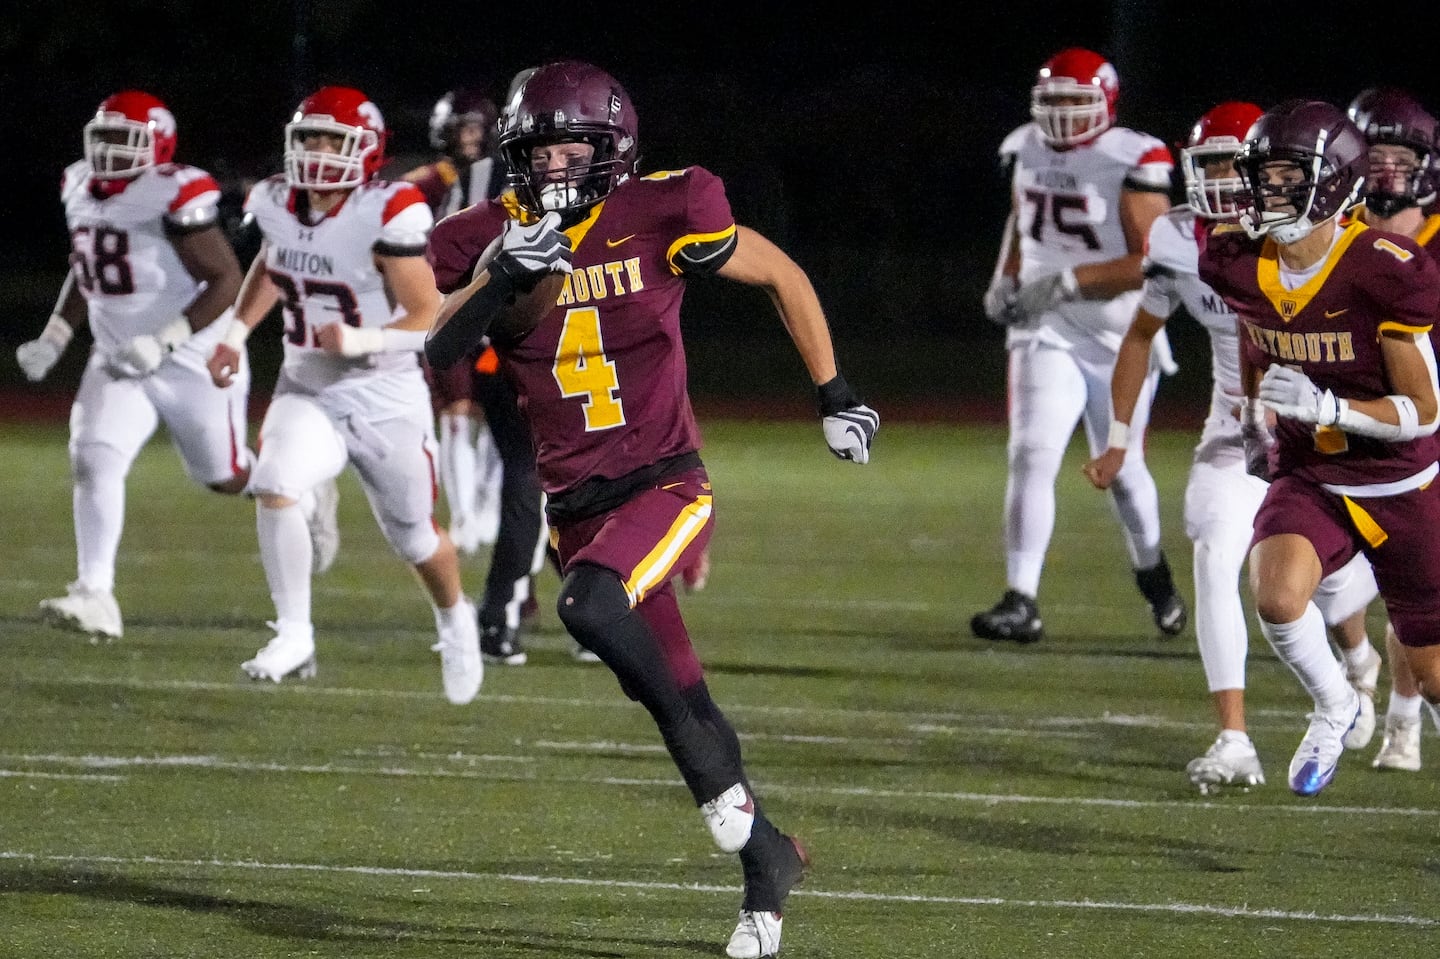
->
<box><xmin>424</xmin><ymin>269</ymin><xmax>516</xmax><ymax>370</ymax></box>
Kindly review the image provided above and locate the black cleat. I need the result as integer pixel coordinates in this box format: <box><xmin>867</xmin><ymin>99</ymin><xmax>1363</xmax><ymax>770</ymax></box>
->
<box><xmin>970</xmin><ymin>589</ymin><xmax>1045</xmax><ymax>644</ymax></box>
<box><xmin>1136</xmin><ymin>554</ymin><xmax>1188</xmax><ymax>637</ymax></box>
<box><xmin>479</xmin><ymin>624</ymin><xmax>528</xmax><ymax>665</ymax></box>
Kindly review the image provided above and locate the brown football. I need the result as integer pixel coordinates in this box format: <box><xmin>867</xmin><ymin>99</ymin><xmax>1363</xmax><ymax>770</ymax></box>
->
<box><xmin>492</xmin><ymin>271</ymin><xmax>566</xmax><ymax>342</ymax></box>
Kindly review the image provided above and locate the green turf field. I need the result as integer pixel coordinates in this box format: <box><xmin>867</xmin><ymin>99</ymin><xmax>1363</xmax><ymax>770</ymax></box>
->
<box><xmin>1</xmin><ymin>418</ymin><xmax>1434</xmax><ymax>958</ymax></box>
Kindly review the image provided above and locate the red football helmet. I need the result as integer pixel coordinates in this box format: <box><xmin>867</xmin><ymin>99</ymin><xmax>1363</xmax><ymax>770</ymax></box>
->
<box><xmin>1030</xmin><ymin>48</ymin><xmax>1118</xmax><ymax>147</ymax></box>
<box><xmin>497</xmin><ymin>60</ymin><xmax>638</xmax><ymax>216</ymax></box>
<box><xmin>284</xmin><ymin>86</ymin><xmax>388</xmax><ymax>190</ymax></box>
<box><xmin>1182</xmin><ymin>101</ymin><xmax>1264</xmax><ymax>219</ymax></box>
<box><xmin>84</xmin><ymin>90</ymin><xmax>177</xmax><ymax>179</ymax></box>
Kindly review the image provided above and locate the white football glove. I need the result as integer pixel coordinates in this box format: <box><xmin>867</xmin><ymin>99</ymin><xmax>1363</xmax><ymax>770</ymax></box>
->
<box><xmin>1010</xmin><ymin>268</ymin><xmax>1079</xmax><ymax>321</ymax></box>
<box><xmin>817</xmin><ymin>374</ymin><xmax>879</xmax><ymax>464</ymax></box>
<box><xmin>490</xmin><ymin>211</ymin><xmax>573</xmax><ymax>290</ymax></box>
<box><xmin>1258</xmin><ymin>364</ymin><xmax>1340</xmax><ymax>425</ymax></box>
<box><xmin>107</xmin><ymin>318</ymin><xmax>191</xmax><ymax>378</ymax></box>
<box><xmin>983</xmin><ymin>276</ymin><xmax>1019</xmax><ymax>325</ymax></box>
<box><xmin>16</xmin><ymin>314</ymin><xmax>73</xmax><ymax>382</ymax></box>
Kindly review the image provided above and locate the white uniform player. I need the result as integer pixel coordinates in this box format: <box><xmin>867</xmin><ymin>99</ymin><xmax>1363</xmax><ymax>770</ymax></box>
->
<box><xmin>1084</xmin><ymin>101</ymin><xmax>1381</xmax><ymax>792</ymax></box>
<box><xmin>973</xmin><ymin>48</ymin><xmax>1187</xmax><ymax>645</ymax></box>
<box><xmin>206</xmin><ymin>86</ymin><xmax>481</xmax><ymax>705</ymax></box>
<box><xmin>16</xmin><ymin>90</ymin><xmax>253</xmax><ymax>642</ymax></box>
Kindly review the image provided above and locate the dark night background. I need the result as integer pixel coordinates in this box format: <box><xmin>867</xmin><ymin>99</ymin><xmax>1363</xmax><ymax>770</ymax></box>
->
<box><xmin>3</xmin><ymin>2</ymin><xmax>1438</xmax><ymax>416</ymax></box>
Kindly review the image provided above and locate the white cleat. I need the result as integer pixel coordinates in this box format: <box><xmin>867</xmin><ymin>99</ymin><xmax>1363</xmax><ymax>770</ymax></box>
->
<box><xmin>1344</xmin><ymin>647</ymin><xmax>1382</xmax><ymax>749</ymax></box>
<box><xmin>242</xmin><ymin>622</ymin><xmax>317</xmax><ymax>683</ymax></box>
<box><xmin>431</xmin><ymin>602</ymin><xmax>483</xmax><ymax>705</ymax></box>
<box><xmin>302</xmin><ymin>479</ymin><xmax>341</xmax><ymax>574</ymax></box>
<box><xmin>726</xmin><ymin>910</ymin><xmax>783</xmax><ymax>959</ymax></box>
<box><xmin>1185</xmin><ymin>733</ymin><xmax>1265</xmax><ymax>794</ymax></box>
<box><xmin>701</xmin><ymin>782</ymin><xmax>755</xmax><ymax>853</ymax></box>
<box><xmin>571</xmin><ymin>641</ymin><xmax>602</xmax><ymax>664</ymax></box>
<box><xmin>1288</xmin><ymin>688</ymin><xmax>1361</xmax><ymax>797</ymax></box>
<box><xmin>39</xmin><ymin>582</ymin><xmax>123</xmax><ymax>643</ymax></box>
<box><xmin>1372</xmin><ymin>715</ymin><xmax>1422</xmax><ymax>772</ymax></box>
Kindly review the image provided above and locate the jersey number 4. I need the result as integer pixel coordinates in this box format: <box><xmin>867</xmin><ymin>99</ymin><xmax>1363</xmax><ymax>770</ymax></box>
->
<box><xmin>553</xmin><ymin>306</ymin><xmax>625</xmax><ymax>432</ymax></box>
<box><xmin>1022</xmin><ymin>189</ymin><xmax>1101</xmax><ymax>250</ymax></box>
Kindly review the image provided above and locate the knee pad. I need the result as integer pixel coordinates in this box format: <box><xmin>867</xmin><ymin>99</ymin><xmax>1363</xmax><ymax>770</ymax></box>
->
<box><xmin>382</xmin><ymin>516</ymin><xmax>441</xmax><ymax>565</ymax></box>
<box><xmin>556</xmin><ymin>563</ymin><xmax>631</xmax><ymax>640</ymax></box>
<box><xmin>71</xmin><ymin>441</ymin><xmax>131</xmax><ymax>487</ymax></box>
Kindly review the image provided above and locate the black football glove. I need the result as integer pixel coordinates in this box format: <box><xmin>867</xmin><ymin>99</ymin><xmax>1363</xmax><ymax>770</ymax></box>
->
<box><xmin>818</xmin><ymin>373</ymin><xmax>878</xmax><ymax>464</ymax></box>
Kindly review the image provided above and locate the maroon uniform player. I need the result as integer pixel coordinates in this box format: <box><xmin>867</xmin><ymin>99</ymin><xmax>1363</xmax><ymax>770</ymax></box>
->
<box><xmin>1199</xmin><ymin>99</ymin><xmax>1440</xmax><ymax>798</ymax></box>
<box><xmin>1346</xmin><ymin>86</ymin><xmax>1440</xmax><ymax>770</ymax></box>
<box><xmin>426</xmin><ymin>60</ymin><xmax>877</xmax><ymax>959</ymax></box>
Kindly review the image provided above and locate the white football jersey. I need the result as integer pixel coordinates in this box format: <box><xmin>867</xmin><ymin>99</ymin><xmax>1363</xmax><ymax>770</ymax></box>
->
<box><xmin>245</xmin><ymin>176</ymin><xmax>434</xmax><ymax>418</ymax></box>
<box><xmin>999</xmin><ymin>123</ymin><xmax>1173</xmax><ymax>351</ymax></box>
<box><xmin>61</xmin><ymin>160</ymin><xmax>228</xmax><ymax>355</ymax></box>
<box><xmin>1139</xmin><ymin>206</ymin><xmax>1244</xmax><ymax>454</ymax></box>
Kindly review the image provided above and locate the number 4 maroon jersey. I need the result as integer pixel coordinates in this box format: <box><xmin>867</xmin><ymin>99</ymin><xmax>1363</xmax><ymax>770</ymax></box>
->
<box><xmin>428</xmin><ymin>166</ymin><xmax>738</xmax><ymax>497</ymax></box>
<box><xmin>1199</xmin><ymin>220</ymin><xmax>1440</xmax><ymax>487</ymax></box>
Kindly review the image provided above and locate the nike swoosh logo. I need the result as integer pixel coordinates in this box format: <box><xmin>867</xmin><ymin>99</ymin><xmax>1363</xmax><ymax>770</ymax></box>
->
<box><xmin>606</xmin><ymin>234</ymin><xmax>637</xmax><ymax>248</ymax></box>
<box><xmin>1324</xmin><ymin>309</ymin><xmax>1348</xmax><ymax>318</ymax></box>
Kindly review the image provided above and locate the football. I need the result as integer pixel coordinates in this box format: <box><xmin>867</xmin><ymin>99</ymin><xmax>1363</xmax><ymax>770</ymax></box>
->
<box><xmin>492</xmin><ymin>270</ymin><xmax>566</xmax><ymax>342</ymax></box>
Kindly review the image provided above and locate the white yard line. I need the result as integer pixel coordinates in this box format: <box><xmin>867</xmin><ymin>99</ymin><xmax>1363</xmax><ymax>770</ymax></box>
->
<box><xmin>3</xmin><ymin>752</ymin><xmax>1435</xmax><ymax>818</ymax></box>
<box><xmin>0</xmin><ymin>850</ymin><xmax>1433</xmax><ymax>928</ymax></box>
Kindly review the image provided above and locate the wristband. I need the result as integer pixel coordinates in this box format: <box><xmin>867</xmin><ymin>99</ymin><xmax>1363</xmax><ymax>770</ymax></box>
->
<box><xmin>40</xmin><ymin>314</ymin><xmax>74</xmax><ymax>350</ymax></box>
<box><xmin>817</xmin><ymin>372</ymin><xmax>861</xmax><ymax>416</ymax></box>
<box><xmin>380</xmin><ymin>327</ymin><xmax>429</xmax><ymax>353</ymax></box>
<box><xmin>1106</xmin><ymin>420</ymin><xmax>1130</xmax><ymax>450</ymax></box>
<box><xmin>222</xmin><ymin>318</ymin><xmax>251</xmax><ymax>351</ymax></box>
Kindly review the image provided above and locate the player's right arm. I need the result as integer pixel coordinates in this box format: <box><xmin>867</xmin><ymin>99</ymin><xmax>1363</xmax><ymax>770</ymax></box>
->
<box><xmin>208</xmin><ymin>241</ymin><xmax>281</xmax><ymax>388</ymax></box>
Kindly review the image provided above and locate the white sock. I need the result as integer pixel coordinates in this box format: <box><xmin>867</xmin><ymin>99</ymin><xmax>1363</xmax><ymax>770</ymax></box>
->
<box><xmin>257</xmin><ymin>502</ymin><xmax>312</xmax><ymax>625</ymax></box>
<box><xmin>73</xmin><ymin>442</ymin><xmax>130</xmax><ymax>593</ymax></box>
<box><xmin>1388</xmin><ymin>693</ymin><xmax>1424</xmax><ymax>723</ymax></box>
<box><xmin>1259</xmin><ymin>602</ymin><xmax>1353</xmax><ymax>714</ymax></box>
<box><xmin>1217</xmin><ymin>728</ymin><xmax>1253</xmax><ymax>748</ymax></box>
<box><xmin>1341</xmin><ymin>640</ymin><xmax>1377</xmax><ymax>673</ymax></box>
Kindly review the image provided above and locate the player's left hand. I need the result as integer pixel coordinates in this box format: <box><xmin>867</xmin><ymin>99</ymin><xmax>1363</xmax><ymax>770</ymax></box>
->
<box><xmin>1010</xmin><ymin>268</ymin><xmax>1079</xmax><ymax>320</ymax></box>
<box><xmin>107</xmin><ymin>318</ymin><xmax>190</xmax><ymax>378</ymax></box>
<box><xmin>1082</xmin><ymin>447</ymin><xmax>1126</xmax><ymax>490</ymax></box>
<box><xmin>1258</xmin><ymin>364</ymin><xmax>1341</xmax><ymax>425</ymax></box>
<box><xmin>817</xmin><ymin>374</ymin><xmax>878</xmax><ymax>464</ymax></box>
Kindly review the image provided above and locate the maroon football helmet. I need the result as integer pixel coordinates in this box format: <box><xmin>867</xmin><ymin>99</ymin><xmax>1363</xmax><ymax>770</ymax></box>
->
<box><xmin>1346</xmin><ymin>87</ymin><xmax>1437</xmax><ymax>216</ymax></box>
<box><xmin>497</xmin><ymin>60</ymin><xmax>639</xmax><ymax>216</ymax></box>
<box><xmin>428</xmin><ymin>88</ymin><xmax>498</xmax><ymax>160</ymax></box>
<box><xmin>1030</xmin><ymin>48</ymin><xmax>1119</xmax><ymax>147</ymax></box>
<box><xmin>1235</xmin><ymin>99</ymin><xmax>1368</xmax><ymax>243</ymax></box>
<box><xmin>1182</xmin><ymin>101</ymin><xmax>1264</xmax><ymax>219</ymax></box>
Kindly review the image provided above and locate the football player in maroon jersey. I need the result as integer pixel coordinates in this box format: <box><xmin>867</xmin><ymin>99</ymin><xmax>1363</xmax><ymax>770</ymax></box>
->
<box><xmin>425</xmin><ymin>60</ymin><xmax>877</xmax><ymax>959</ymax></box>
<box><xmin>1199</xmin><ymin>99</ymin><xmax>1440</xmax><ymax>797</ymax></box>
<box><xmin>1345</xmin><ymin>86</ymin><xmax>1440</xmax><ymax>771</ymax></box>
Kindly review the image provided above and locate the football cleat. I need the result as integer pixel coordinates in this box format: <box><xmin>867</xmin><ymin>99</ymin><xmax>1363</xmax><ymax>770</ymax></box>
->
<box><xmin>242</xmin><ymin>621</ymin><xmax>317</xmax><ymax>683</ymax></box>
<box><xmin>480</xmin><ymin>624</ymin><xmax>527</xmax><ymax>666</ymax></box>
<box><xmin>727</xmin><ymin>835</ymin><xmax>808</xmax><ymax>958</ymax></box>
<box><xmin>727</xmin><ymin>910</ymin><xmax>783</xmax><ymax>959</ymax></box>
<box><xmin>39</xmin><ymin>581</ymin><xmax>123</xmax><ymax>643</ymax></box>
<box><xmin>1342</xmin><ymin>646</ymin><xmax>1382</xmax><ymax>750</ymax></box>
<box><xmin>431</xmin><ymin>601</ymin><xmax>483</xmax><ymax>705</ymax></box>
<box><xmin>570</xmin><ymin>641</ymin><xmax>602</xmax><ymax>664</ymax></box>
<box><xmin>1186</xmin><ymin>733</ymin><xmax>1265</xmax><ymax>794</ymax></box>
<box><xmin>1135</xmin><ymin>555</ymin><xmax>1187</xmax><ymax>637</ymax></box>
<box><xmin>970</xmin><ymin>589</ymin><xmax>1044</xmax><ymax>644</ymax></box>
<box><xmin>302</xmin><ymin>478</ymin><xmax>341</xmax><ymax>574</ymax></box>
<box><xmin>1372</xmin><ymin>715</ymin><xmax>1422</xmax><ymax>772</ymax></box>
<box><xmin>701</xmin><ymin>782</ymin><xmax>755</xmax><ymax>853</ymax></box>
<box><xmin>1288</xmin><ymin>689</ymin><xmax>1361</xmax><ymax>797</ymax></box>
